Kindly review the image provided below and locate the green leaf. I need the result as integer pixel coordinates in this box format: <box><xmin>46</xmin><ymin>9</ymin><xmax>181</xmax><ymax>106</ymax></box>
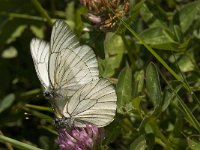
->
<box><xmin>1</xmin><ymin>46</ymin><xmax>18</xmax><ymax>59</ymax></box>
<box><xmin>132</xmin><ymin>96</ymin><xmax>144</xmax><ymax>117</ymax></box>
<box><xmin>173</xmin><ymin>25</ymin><xmax>183</xmax><ymax>42</ymax></box>
<box><xmin>177</xmin><ymin>53</ymin><xmax>195</xmax><ymax>72</ymax></box>
<box><xmin>146</xmin><ymin>62</ymin><xmax>162</xmax><ymax>107</ymax></box>
<box><xmin>116</xmin><ymin>67</ymin><xmax>132</xmax><ymax>113</ymax></box>
<box><xmin>133</xmin><ymin>70</ymin><xmax>145</xmax><ymax>97</ymax></box>
<box><xmin>140</xmin><ymin>27</ymin><xmax>180</xmax><ymax>51</ymax></box>
<box><xmin>188</xmin><ymin>137</ymin><xmax>200</xmax><ymax>150</ymax></box>
<box><xmin>102</xmin><ymin>33</ymin><xmax>125</xmax><ymax>77</ymax></box>
<box><xmin>168</xmin><ymin>52</ymin><xmax>195</xmax><ymax>72</ymax></box>
<box><xmin>178</xmin><ymin>1</ymin><xmax>200</xmax><ymax>33</ymax></box>
<box><xmin>6</xmin><ymin>25</ymin><xmax>26</xmax><ymax>44</ymax></box>
<box><xmin>130</xmin><ymin>135</ymin><xmax>147</xmax><ymax>150</ymax></box>
<box><xmin>140</xmin><ymin>1</ymin><xmax>167</xmax><ymax>28</ymax></box>
<box><xmin>0</xmin><ymin>93</ymin><xmax>15</xmax><ymax>113</ymax></box>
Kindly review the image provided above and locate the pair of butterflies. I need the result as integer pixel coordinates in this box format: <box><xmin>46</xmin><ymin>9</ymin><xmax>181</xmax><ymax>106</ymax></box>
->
<box><xmin>30</xmin><ymin>20</ymin><xmax>117</xmax><ymax>128</ymax></box>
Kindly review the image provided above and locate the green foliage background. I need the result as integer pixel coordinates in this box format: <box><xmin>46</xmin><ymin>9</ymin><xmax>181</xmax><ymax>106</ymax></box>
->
<box><xmin>0</xmin><ymin>0</ymin><xmax>200</xmax><ymax>149</ymax></box>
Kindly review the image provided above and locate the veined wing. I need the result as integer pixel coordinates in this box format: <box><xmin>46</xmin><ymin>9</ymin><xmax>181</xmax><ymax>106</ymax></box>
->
<box><xmin>30</xmin><ymin>38</ymin><xmax>50</xmax><ymax>89</ymax></box>
<box><xmin>62</xmin><ymin>79</ymin><xmax>117</xmax><ymax>127</ymax></box>
<box><xmin>49</xmin><ymin>20</ymin><xmax>99</xmax><ymax>97</ymax></box>
<box><xmin>50</xmin><ymin>20</ymin><xmax>79</xmax><ymax>54</ymax></box>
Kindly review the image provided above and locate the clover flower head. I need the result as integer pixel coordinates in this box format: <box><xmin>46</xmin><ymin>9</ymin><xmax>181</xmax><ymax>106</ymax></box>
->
<box><xmin>56</xmin><ymin>124</ymin><xmax>104</xmax><ymax>150</ymax></box>
<box><xmin>80</xmin><ymin>0</ymin><xmax>129</xmax><ymax>31</ymax></box>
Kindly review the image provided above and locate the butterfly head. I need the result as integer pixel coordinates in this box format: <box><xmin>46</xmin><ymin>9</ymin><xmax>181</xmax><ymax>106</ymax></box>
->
<box><xmin>54</xmin><ymin>117</ymin><xmax>74</xmax><ymax>129</ymax></box>
<box><xmin>43</xmin><ymin>88</ymin><xmax>53</xmax><ymax>99</ymax></box>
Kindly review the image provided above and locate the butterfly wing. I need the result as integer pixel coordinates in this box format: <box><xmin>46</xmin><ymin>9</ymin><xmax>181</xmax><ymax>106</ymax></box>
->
<box><xmin>62</xmin><ymin>79</ymin><xmax>117</xmax><ymax>127</ymax></box>
<box><xmin>49</xmin><ymin>20</ymin><xmax>99</xmax><ymax>98</ymax></box>
<box><xmin>50</xmin><ymin>20</ymin><xmax>79</xmax><ymax>54</ymax></box>
<box><xmin>30</xmin><ymin>38</ymin><xmax>50</xmax><ymax>89</ymax></box>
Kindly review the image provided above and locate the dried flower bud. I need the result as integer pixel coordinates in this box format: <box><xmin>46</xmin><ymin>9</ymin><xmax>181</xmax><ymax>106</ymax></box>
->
<box><xmin>56</xmin><ymin>124</ymin><xmax>104</xmax><ymax>150</ymax></box>
<box><xmin>80</xmin><ymin>0</ymin><xmax>129</xmax><ymax>32</ymax></box>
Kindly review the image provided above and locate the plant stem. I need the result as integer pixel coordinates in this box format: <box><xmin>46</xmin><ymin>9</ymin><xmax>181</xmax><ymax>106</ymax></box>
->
<box><xmin>0</xmin><ymin>12</ymin><xmax>43</xmax><ymax>21</ymax></box>
<box><xmin>160</xmin><ymin>70</ymin><xmax>200</xmax><ymax>132</ymax></box>
<box><xmin>0</xmin><ymin>135</ymin><xmax>42</xmax><ymax>150</ymax></box>
<box><xmin>0</xmin><ymin>131</ymin><xmax>14</xmax><ymax>150</ymax></box>
<box><xmin>31</xmin><ymin>0</ymin><xmax>52</xmax><ymax>25</ymax></box>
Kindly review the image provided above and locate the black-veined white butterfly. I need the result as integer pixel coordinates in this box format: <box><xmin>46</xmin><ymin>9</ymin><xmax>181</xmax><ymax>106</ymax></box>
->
<box><xmin>30</xmin><ymin>20</ymin><xmax>117</xmax><ymax>127</ymax></box>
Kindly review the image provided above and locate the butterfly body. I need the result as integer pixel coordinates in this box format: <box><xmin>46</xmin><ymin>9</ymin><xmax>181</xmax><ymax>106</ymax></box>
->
<box><xmin>54</xmin><ymin>117</ymin><xmax>75</xmax><ymax>129</ymax></box>
<box><xmin>43</xmin><ymin>87</ymin><xmax>53</xmax><ymax>99</ymax></box>
<box><xmin>30</xmin><ymin>20</ymin><xmax>117</xmax><ymax>128</ymax></box>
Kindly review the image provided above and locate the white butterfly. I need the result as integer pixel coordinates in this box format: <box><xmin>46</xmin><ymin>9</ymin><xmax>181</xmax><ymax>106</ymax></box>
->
<box><xmin>30</xmin><ymin>20</ymin><xmax>117</xmax><ymax>127</ymax></box>
<box><xmin>30</xmin><ymin>20</ymin><xmax>99</xmax><ymax>99</ymax></box>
